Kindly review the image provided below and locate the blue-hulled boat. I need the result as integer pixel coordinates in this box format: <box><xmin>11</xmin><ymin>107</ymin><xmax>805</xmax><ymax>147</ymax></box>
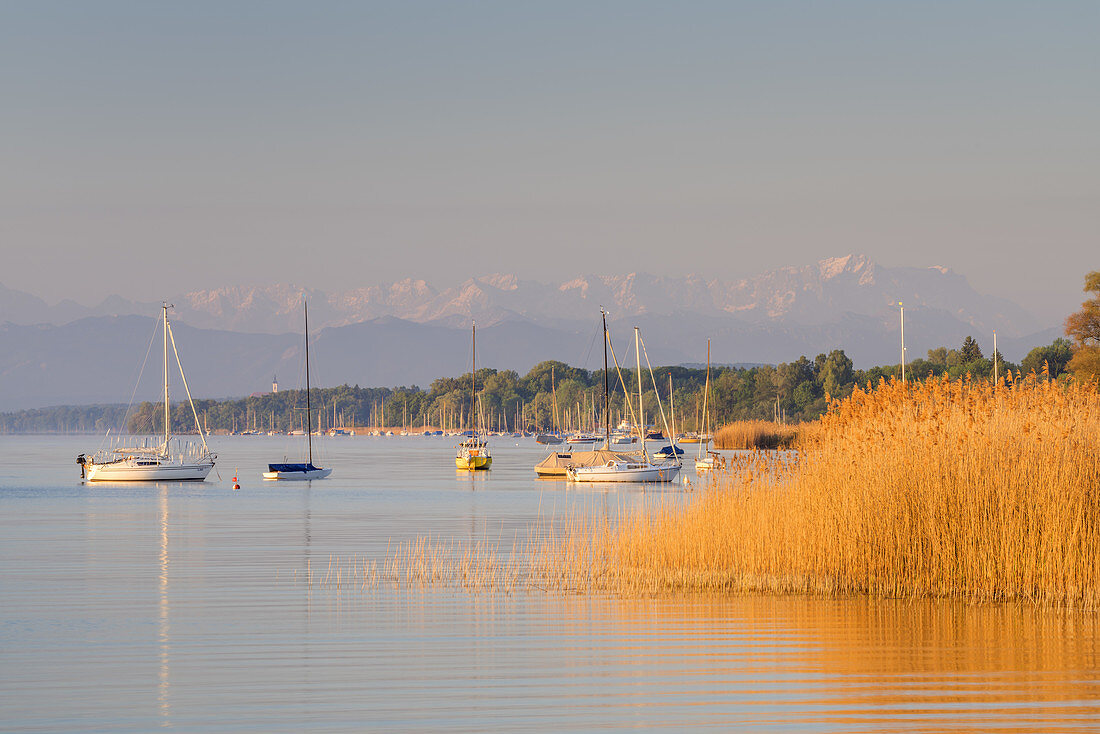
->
<box><xmin>262</xmin><ymin>302</ymin><xmax>332</xmax><ymax>481</ymax></box>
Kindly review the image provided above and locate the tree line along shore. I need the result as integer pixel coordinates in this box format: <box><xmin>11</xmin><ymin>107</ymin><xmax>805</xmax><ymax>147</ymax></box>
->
<box><xmin>0</xmin><ymin>335</ymin><xmax>1079</xmax><ymax>435</ymax></box>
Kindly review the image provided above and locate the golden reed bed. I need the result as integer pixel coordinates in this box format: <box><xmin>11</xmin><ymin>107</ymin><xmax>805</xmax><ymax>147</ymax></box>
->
<box><xmin>313</xmin><ymin>374</ymin><xmax>1100</xmax><ymax>607</ymax></box>
<box><xmin>713</xmin><ymin>420</ymin><xmax>801</xmax><ymax>449</ymax></box>
<box><xmin>542</xmin><ymin>375</ymin><xmax>1100</xmax><ymax>607</ymax></box>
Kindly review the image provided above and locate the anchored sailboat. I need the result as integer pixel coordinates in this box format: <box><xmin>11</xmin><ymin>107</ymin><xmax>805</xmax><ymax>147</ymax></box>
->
<box><xmin>456</xmin><ymin>322</ymin><xmax>492</xmax><ymax>470</ymax></box>
<box><xmin>535</xmin><ymin>309</ymin><xmax>644</xmax><ymax>477</ymax></box>
<box><xmin>77</xmin><ymin>303</ymin><xmax>216</xmax><ymax>482</ymax></box>
<box><xmin>567</xmin><ymin>322</ymin><xmax>680</xmax><ymax>483</ymax></box>
<box><xmin>695</xmin><ymin>339</ymin><xmax>719</xmax><ymax>472</ymax></box>
<box><xmin>263</xmin><ymin>302</ymin><xmax>332</xmax><ymax>480</ymax></box>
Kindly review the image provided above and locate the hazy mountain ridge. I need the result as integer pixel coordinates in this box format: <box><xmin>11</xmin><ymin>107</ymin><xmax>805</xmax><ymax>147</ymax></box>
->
<box><xmin>1</xmin><ymin>255</ymin><xmax>1062</xmax><ymax>411</ymax></box>
<box><xmin>0</xmin><ymin>253</ymin><xmax>1046</xmax><ymax>337</ymax></box>
<box><xmin>0</xmin><ymin>316</ymin><xmax>588</xmax><ymax>412</ymax></box>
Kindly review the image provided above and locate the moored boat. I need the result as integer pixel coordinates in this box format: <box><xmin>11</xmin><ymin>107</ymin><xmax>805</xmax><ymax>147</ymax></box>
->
<box><xmin>263</xmin><ymin>302</ymin><xmax>331</xmax><ymax>481</ymax></box>
<box><xmin>456</xmin><ymin>437</ymin><xmax>492</xmax><ymax>470</ymax></box>
<box><xmin>535</xmin><ymin>447</ymin><xmax>645</xmax><ymax>477</ymax></box>
<box><xmin>263</xmin><ymin>462</ymin><xmax>333</xmax><ymax>481</ymax></box>
<box><xmin>563</xmin><ymin>314</ymin><xmax>679</xmax><ymax>483</ymax></box>
<box><xmin>695</xmin><ymin>340</ymin><xmax>717</xmax><ymax>473</ymax></box>
<box><xmin>568</xmin><ymin>459</ymin><xmax>680</xmax><ymax>483</ymax></box>
<box><xmin>694</xmin><ymin>450</ymin><xmax>720</xmax><ymax>472</ymax></box>
<box><xmin>77</xmin><ymin>302</ymin><xmax>216</xmax><ymax>482</ymax></box>
<box><xmin>456</xmin><ymin>322</ymin><xmax>492</xmax><ymax>470</ymax></box>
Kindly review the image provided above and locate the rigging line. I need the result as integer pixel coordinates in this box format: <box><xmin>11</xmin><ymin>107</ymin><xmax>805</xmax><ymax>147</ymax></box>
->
<box><xmin>166</xmin><ymin>320</ymin><xmax>210</xmax><ymax>455</ymax></box>
<box><xmin>640</xmin><ymin>335</ymin><xmax>676</xmax><ymax>452</ymax></box>
<box><xmin>605</xmin><ymin>328</ymin><xmax>641</xmax><ymax>434</ymax></box>
<box><xmin>105</xmin><ymin>313</ymin><xmax>160</xmax><ymax>452</ymax></box>
<box><xmin>577</xmin><ymin>320</ymin><xmax>600</xmax><ymax>371</ymax></box>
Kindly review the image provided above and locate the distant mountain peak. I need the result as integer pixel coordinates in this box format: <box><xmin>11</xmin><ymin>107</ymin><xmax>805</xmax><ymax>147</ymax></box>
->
<box><xmin>476</xmin><ymin>273</ymin><xmax>520</xmax><ymax>291</ymax></box>
<box><xmin>818</xmin><ymin>253</ymin><xmax>873</xmax><ymax>280</ymax></box>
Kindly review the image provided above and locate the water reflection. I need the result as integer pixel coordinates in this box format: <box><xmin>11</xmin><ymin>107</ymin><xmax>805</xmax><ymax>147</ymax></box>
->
<box><xmin>330</xmin><ymin>592</ymin><xmax>1099</xmax><ymax>731</ymax></box>
<box><xmin>157</xmin><ymin>486</ymin><xmax>171</xmax><ymax>727</ymax></box>
<box><xmin>546</xmin><ymin>595</ymin><xmax>1100</xmax><ymax>730</ymax></box>
<box><xmin>456</xmin><ymin>468</ymin><xmax>492</xmax><ymax>488</ymax></box>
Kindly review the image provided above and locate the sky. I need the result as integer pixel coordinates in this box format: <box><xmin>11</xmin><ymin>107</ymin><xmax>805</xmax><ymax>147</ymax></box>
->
<box><xmin>2</xmin><ymin>1</ymin><xmax>1096</xmax><ymax>324</ymax></box>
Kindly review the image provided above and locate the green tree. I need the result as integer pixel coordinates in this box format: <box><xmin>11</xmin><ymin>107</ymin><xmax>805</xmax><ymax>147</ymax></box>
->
<box><xmin>753</xmin><ymin>366</ymin><xmax>778</xmax><ymax>417</ymax></box>
<box><xmin>959</xmin><ymin>336</ymin><xmax>983</xmax><ymax>362</ymax></box>
<box><xmin>819</xmin><ymin>350</ymin><xmax>854</xmax><ymax>398</ymax></box>
<box><xmin>1020</xmin><ymin>338</ymin><xmax>1073</xmax><ymax>379</ymax></box>
<box><xmin>1066</xmin><ymin>271</ymin><xmax>1100</xmax><ymax>381</ymax></box>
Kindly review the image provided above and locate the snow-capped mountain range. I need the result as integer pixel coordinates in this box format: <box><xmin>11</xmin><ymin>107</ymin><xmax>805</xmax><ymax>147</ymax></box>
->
<box><xmin>0</xmin><ymin>255</ymin><xmax>1060</xmax><ymax>411</ymax></box>
<box><xmin>1</xmin><ymin>254</ymin><xmax>1043</xmax><ymax>337</ymax></box>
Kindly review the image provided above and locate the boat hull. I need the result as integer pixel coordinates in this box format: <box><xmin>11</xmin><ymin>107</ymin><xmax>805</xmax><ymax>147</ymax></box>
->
<box><xmin>456</xmin><ymin>455</ymin><xmax>492</xmax><ymax>470</ymax></box>
<box><xmin>262</xmin><ymin>467</ymin><xmax>332</xmax><ymax>480</ymax></box>
<box><xmin>86</xmin><ymin>461</ymin><xmax>213</xmax><ymax>482</ymax></box>
<box><xmin>568</xmin><ymin>462</ymin><xmax>680</xmax><ymax>483</ymax></box>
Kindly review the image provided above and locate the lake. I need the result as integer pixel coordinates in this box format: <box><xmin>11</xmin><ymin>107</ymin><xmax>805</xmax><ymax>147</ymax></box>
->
<box><xmin>1</xmin><ymin>435</ymin><xmax>1097</xmax><ymax>731</ymax></box>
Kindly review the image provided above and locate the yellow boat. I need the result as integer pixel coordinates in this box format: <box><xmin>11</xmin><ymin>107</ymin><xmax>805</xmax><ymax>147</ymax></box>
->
<box><xmin>456</xmin><ymin>438</ymin><xmax>492</xmax><ymax>470</ymax></box>
<box><xmin>455</xmin><ymin>322</ymin><xmax>492</xmax><ymax>471</ymax></box>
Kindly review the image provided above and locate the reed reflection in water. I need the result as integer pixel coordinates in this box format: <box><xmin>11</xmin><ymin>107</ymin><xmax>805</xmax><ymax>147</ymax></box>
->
<box><xmin>302</xmin><ymin>591</ymin><xmax>1099</xmax><ymax>732</ymax></box>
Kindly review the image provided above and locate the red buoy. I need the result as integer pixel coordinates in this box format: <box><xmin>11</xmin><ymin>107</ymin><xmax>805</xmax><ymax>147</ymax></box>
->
<box><xmin>232</xmin><ymin>475</ymin><xmax>240</xmax><ymax>490</ymax></box>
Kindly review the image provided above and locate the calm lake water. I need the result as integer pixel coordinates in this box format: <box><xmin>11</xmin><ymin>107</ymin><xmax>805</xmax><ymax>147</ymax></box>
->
<box><xmin>2</xmin><ymin>435</ymin><xmax>1098</xmax><ymax>732</ymax></box>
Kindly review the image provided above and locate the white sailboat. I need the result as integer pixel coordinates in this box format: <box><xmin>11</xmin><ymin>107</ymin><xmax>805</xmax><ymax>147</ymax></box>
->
<box><xmin>77</xmin><ymin>303</ymin><xmax>216</xmax><ymax>482</ymax></box>
<box><xmin>695</xmin><ymin>339</ymin><xmax>719</xmax><ymax>472</ymax></box>
<box><xmin>263</xmin><ymin>302</ymin><xmax>332</xmax><ymax>480</ymax></box>
<box><xmin>568</xmin><ymin>323</ymin><xmax>680</xmax><ymax>483</ymax></box>
<box><xmin>536</xmin><ymin>309</ymin><xmax>646</xmax><ymax>478</ymax></box>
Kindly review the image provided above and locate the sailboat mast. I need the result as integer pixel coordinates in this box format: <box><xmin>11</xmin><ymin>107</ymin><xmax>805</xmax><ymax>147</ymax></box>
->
<box><xmin>163</xmin><ymin>302</ymin><xmax>170</xmax><ymax>450</ymax></box>
<box><xmin>551</xmin><ymin>365</ymin><xmax>557</xmax><ymax>433</ymax></box>
<box><xmin>305</xmin><ymin>302</ymin><xmax>312</xmax><ymax>465</ymax></box>
<box><xmin>602</xmin><ymin>308</ymin><xmax>609</xmax><ymax>445</ymax></box>
<box><xmin>669</xmin><ymin>372</ymin><xmax>675</xmax><ymax>439</ymax></box>
<box><xmin>635</xmin><ymin>327</ymin><xmax>642</xmax><ymax>444</ymax></box>
<box><xmin>700</xmin><ymin>339</ymin><xmax>711</xmax><ymax>457</ymax></box>
<box><xmin>471</xmin><ymin>322</ymin><xmax>477</xmax><ymax>436</ymax></box>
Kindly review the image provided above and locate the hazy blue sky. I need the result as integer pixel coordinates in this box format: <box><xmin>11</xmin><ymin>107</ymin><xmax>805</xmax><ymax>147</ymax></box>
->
<box><xmin>2</xmin><ymin>1</ymin><xmax>1096</xmax><ymax>322</ymax></box>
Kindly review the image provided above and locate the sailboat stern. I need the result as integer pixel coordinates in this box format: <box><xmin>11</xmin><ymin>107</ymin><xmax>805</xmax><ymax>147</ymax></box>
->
<box><xmin>455</xmin><ymin>454</ymin><xmax>492</xmax><ymax>470</ymax></box>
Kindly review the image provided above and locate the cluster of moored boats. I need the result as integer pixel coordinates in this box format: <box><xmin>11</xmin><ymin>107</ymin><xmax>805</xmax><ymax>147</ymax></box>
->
<box><xmin>76</xmin><ymin>304</ymin><xmax>720</xmax><ymax>484</ymax></box>
<box><xmin>529</xmin><ymin>311</ymin><xmax>718</xmax><ymax>482</ymax></box>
